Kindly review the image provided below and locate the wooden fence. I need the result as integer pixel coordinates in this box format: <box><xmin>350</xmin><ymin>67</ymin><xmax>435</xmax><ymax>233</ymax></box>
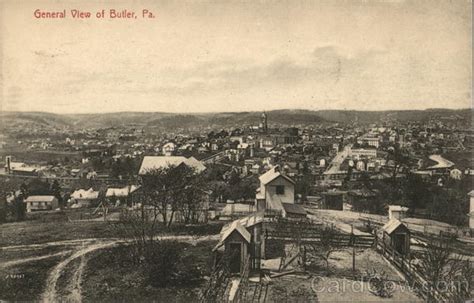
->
<box><xmin>375</xmin><ymin>235</ymin><xmax>473</xmax><ymax>302</ymax></box>
<box><xmin>265</xmin><ymin>229</ymin><xmax>375</xmax><ymax>248</ymax></box>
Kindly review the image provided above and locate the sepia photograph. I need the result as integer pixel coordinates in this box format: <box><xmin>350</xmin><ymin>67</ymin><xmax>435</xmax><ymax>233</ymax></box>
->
<box><xmin>0</xmin><ymin>0</ymin><xmax>472</xmax><ymax>302</ymax></box>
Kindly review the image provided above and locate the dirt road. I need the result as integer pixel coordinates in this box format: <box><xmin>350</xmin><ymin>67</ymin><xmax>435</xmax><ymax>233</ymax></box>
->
<box><xmin>1</xmin><ymin>234</ymin><xmax>219</xmax><ymax>302</ymax></box>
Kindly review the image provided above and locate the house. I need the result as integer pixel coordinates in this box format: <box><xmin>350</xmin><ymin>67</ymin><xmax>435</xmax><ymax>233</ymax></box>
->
<box><xmin>4</xmin><ymin>157</ymin><xmax>41</xmax><ymax>176</ymax></box>
<box><xmin>449</xmin><ymin>168</ymin><xmax>462</xmax><ymax>180</ymax></box>
<box><xmin>350</xmin><ymin>148</ymin><xmax>378</xmax><ymax>159</ymax></box>
<box><xmin>382</xmin><ymin>219</ymin><xmax>410</xmax><ymax>255</ymax></box>
<box><xmin>70</xmin><ymin>188</ymin><xmax>100</xmax><ymax>208</ymax></box>
<box><xmin>106</xmin><ymin>185</ymin><xmax>138</xmax><ymax>205</ymax></box>
<box><xmin>162</xmin><ymin>142</ymin><xmax>176</xmax><ymax>156</ymax></box>
<box><xmin>138</xmin><ymin>156</ymin><xmax>206</xmax><ymax>175</ymax></box>
<box><xmin>255</xmin><ymin>166</ymin><xmax>303</xmax><ymax>218</ymax></box>
<box><xmin>24</xmin><ymin>195</ymin><xmax>59</xmax><ymax>212</ymax></box>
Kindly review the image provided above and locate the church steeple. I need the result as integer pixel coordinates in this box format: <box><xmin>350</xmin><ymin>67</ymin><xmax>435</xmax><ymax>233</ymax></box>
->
<box><xmin>261</xmin><ymin>111</ymin><xmax>268</xmax><ymax>132</ymax></box>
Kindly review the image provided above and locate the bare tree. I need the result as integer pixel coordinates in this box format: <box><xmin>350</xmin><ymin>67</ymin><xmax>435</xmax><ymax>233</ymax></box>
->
<box><xmin>417</xmin><ymin>236</ymin><xmax>472</xmax><ymax>302</ymax></box>
<box><xmin>306</xmin><ymin>226</ymin><xmax>340</xmax><ymax>272</ymax></box>
<box><xmin>140</xmin><ymin>165</ymin><xmax>197</xmax><ymax>227</ymax></box>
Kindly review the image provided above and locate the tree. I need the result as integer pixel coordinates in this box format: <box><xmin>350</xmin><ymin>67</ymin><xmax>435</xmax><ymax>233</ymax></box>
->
<box><xmin>50</xmin><ymin>180</ymin><xmax>63</xmax><ymax>208</ymax></box>
<box><xmin>306</xmin><ymin>226</ymin><xmax>340</xmax><ymax>272</ymax></box>
<box><xmin>141</xmin><ymin>165</ymin><xmax>201</xmax><ymax>227</ymax></box>
<box><xmin>418</xmin><ymin>236</ymin><xmax>472</xmax><ymax>302</ymax></box>
<box><xmin>401</xmin><ymin>173</ymin><xmax>432</xmax><ymax>211</ymax></box>
<box><xmin>427</xmin><ymin>188</ymin><xmax>468</xmax><ymax>226</ymax></box>
<box><xmin>386</xmin><ymin>144</ymin><xmax>410</xmax><ymax>181</ymax></box>
<box><xmin>27</xmin><ymin>179</ymin><xmax>50</xmax><ymax>195</ymax></box>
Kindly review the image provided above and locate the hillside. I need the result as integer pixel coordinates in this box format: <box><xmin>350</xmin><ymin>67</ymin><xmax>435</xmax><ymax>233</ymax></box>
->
<box><xmin>0</xmin><ymin>108</ymin><xmax>471</xmax><ymax>131</ymax></box>
<box><xmin>0</xmin><ymin>112</ymin><xmax>72</xmax><ymax>130</ymax></box>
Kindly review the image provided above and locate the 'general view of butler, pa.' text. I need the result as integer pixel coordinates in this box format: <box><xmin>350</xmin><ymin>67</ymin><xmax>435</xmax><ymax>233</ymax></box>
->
<box><xmin>0</xmin><ymin>0</ymin><xmax>472</xmax><ymax>302</ymax></box>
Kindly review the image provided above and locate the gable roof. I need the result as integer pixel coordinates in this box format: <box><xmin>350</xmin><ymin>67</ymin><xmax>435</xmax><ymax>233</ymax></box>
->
<box><xmin>106</xmin><ymin>185</ymin><xmax>138</xmax><ymax>197</ymax></box>
<box><xmin>71</xmin><ymin>188</ymin><xmax>99</xmax><ymax>200</ymax></box>
<box><xmin>259</xmin><ymin>166</ymin><xmax>295</xmax><ymax>185</ymax></box>
<box><xmin>213</xmin><ymin>213</ymin><xmax>263</xmax><ymax>251</ymax></box>
<box><xmin>139</xmin><ymin>156</ymin><xmax>206</xmax><ymax>175</ymax></box>
<box><xmin>382</xmin><ymin>219</ymin><xmax>408</xmax><ymax>235</ymax></box>
<box><xmin>213</xmin><ymin>221</ymin><xmax>251</xmax><ymax>252</ymax></box>
<box><xmin>24</xmin><ymin>195</ymin><xmax>57</xmax><ymax>203</ymax></box>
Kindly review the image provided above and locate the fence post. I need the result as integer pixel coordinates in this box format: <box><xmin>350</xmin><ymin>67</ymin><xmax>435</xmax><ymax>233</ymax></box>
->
<box><xmin>351</xmin><ymin>224</ymin><xmax>355</xmax><ymax>272</ymax></box>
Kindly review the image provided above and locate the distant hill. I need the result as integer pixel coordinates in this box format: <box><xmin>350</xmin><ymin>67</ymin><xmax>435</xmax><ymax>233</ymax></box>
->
<box><xmin>0</xmin><ymin>108</ymin><xmax>471</xmax><ymax>131</ymax></box>
<box><xmin>0</xmin><ymin>112</ymin><xmax>72</xmax><ymax>129</ymax></box>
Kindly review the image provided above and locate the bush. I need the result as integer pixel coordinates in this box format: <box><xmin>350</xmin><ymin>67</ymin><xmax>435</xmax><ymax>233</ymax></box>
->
<box><xmin>143</xmin><ymin>241</ymin><xmax>201</xmax><ymax>287</ymax></box>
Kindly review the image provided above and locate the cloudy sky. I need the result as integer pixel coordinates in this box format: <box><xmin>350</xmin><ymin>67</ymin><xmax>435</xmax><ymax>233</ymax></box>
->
<box><xmin>1</xmin><ymin>0</ymin><xmax>472</xmax><ymax>113</ymax></box>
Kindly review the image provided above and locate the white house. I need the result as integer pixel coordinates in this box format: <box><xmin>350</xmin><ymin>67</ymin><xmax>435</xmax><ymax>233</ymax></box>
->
<box><xmin>24</xmin><ymin>195</ymin><xmax>59</xmax><ymax>212</ymax></box>
<box><xmin>449</xmin><ymin>168</ymin><xmax>462</xmax><ymax>180</ymax></box>
<box><xmin>106</xmin><ymin>185</ymin><xmax>138</xmax><ymax>205</ymax></box>
<box><xmin>138</xmin><ymin>156</ymin><xmax>206</xmax><ymax>175</ymax></box>
<box><xmin>106</xmin><ymin>185</ymin><xmax>138</xmax><ymax>198</ymax></box>
<box><xmin>162</xmin><ymin>142</ymin><xmax>176</xmax><ymax>156</ymax></box>
<box><xmin>70</xmin><ymin>188</ymin><xmax>100</xmax><ymax>208</ymax></box>
<box><xmin>255</xmin><ymin>166</ymin><xmax>305</xmax><ymax>217</ymax></box>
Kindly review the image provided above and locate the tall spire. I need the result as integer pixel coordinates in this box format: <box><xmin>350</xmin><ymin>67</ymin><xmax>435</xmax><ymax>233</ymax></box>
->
<box><xmin>261</xmin><ymin>111</ymin><xmax>268</xmax><ymax>132</ymax></box>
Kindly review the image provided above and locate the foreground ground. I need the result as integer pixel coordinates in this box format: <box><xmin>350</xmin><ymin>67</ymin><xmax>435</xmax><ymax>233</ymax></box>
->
<box><xmin>0</xmin><ymin>235</ymin><xmax>218</xmax><ymax>301</ymax></box>
<box><xmin>261</xmin><ymin>247</ymin><xmax>422</xmax><ymax>302</ymax></box>
<box><xmin>0</xmin><ymin>211</ymin><xmax>222</xmax><ymax>302</ymax></box>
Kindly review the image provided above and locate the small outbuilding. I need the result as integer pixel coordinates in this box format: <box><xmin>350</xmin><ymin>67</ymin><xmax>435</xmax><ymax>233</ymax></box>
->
<box><xmin>213</xmin><ymin>212</ymin><xmax>265</xmax><ymax>274</ymax></box>
<box><xmin>214</xmin><ymin>221</ymin><xmax>250</xmax><ymax>274</ymax></box>
<box><xmin>322</xmin><ymin>191</ymin><xmax>344</xmax><ymax>210</ymax></box>
<box><xmin>388</xmin><ymin>205</ymin><xmax>409</xmax><ymax>220</ymax></box>
<box><xmin>382</xmin><ymin>219</ymin><xmax>410</xmax><ymax>255</ymax></box>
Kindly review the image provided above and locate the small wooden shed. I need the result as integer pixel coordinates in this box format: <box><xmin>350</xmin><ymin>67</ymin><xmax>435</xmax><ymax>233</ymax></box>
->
<box><xmin>382</xmin><ymin>219</ymin><xmax>410</xmax><ymax>255</ymax></box>
<box><xmin>213</xmin><ymin>221</ymin><xmax>251</xmax><ymax>274</ymax></box>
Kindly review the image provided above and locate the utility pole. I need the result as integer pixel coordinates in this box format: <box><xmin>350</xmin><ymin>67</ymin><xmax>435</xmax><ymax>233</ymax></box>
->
<box><xmin>352</xmin><ymin>224</ymin><xmax>356</xmax><ymax>272</ymax></box>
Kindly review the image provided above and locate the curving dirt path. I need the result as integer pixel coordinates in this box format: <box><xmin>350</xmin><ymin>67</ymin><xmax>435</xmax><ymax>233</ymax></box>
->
<box><xmin>0</xmin><ymin>251</ymin><xmax>72</xmax><ymax>269</ymax></box>
<box><xmin>41</xmin><ymin>240</ymin><xmax>119</xmax><ymax>302</ymax></box>
<box><xmin>40</xmin><ymin>234</ymin><xmax>219</xmax><ymax>302</ymax></box>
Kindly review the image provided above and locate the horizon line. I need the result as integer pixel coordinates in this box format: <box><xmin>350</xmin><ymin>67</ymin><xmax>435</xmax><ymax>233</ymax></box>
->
<box><xmin>1</xmin><ymin>107</ymin><xmax>472</xmax><ymax>116</ymax></box>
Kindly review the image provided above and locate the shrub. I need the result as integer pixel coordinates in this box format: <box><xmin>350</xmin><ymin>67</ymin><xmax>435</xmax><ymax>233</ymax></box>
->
<box><xmin>143</xmin><ymin>241</ymin><xmax>201</xmax><ymax>287</ymax></box>
<box><xmin>365</xmin><ymin>268</ymin><xmax>394</xmax><ymax>298</ymax></box>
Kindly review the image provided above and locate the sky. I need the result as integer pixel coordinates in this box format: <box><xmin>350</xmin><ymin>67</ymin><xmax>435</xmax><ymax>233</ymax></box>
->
<box><xmin>1</xmin><ymin>0</ymin><xmax>472</xmax><ymax>114</ymax></box>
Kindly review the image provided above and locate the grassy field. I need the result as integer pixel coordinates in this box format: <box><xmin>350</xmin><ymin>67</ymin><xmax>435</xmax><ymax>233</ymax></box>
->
<box><xmin>0</xmin><ymin>220</ymin><xmax>119</xmax><ymax>247</ymax></box>
<box><xmin>81</xmin><ymin>241</ymin><xmax>217</xmax><ymax>302</ymax></box>
<box><xmin>0</xmin><ymin>210</ymin><xmax>224</xmax><ymax>247</ymax></box>
<box><xmin>0</xmin><ymin>255</ymin><xmax>65</xmax><ymax>301</ymax></box>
